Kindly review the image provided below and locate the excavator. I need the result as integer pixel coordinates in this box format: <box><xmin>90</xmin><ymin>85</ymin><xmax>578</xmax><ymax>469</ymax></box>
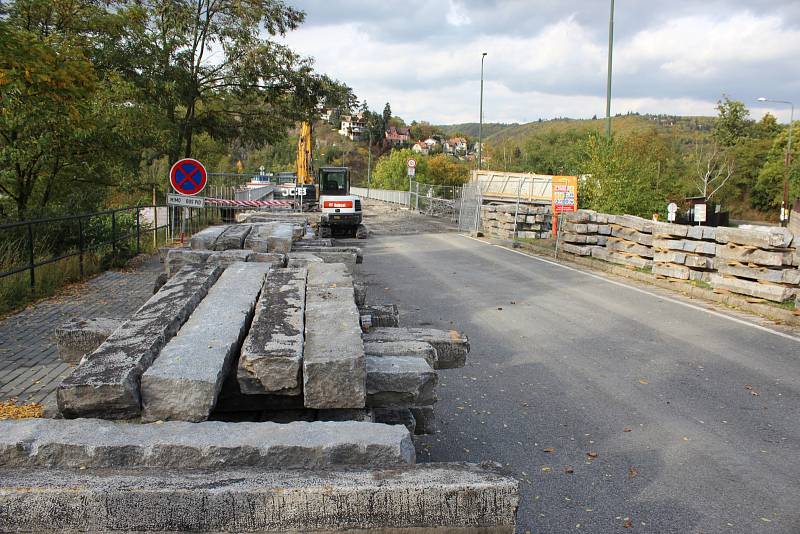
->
<box><xmin>296</xmin><ymin>121</ymin><xmax>365</xmax><ymax>238</ymax></box>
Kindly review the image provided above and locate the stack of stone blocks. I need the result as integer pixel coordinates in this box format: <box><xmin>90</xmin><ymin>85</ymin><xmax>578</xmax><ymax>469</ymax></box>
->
<box><xmin>556</xmin><ymin>210</ymin><xmax>800</xmax><ymax>304</ymax></box>
<box><xmin>480</xmin><ymin>203</ymin><xmax>552</xmax><ymax>239</ymax></box>
<box><xmin>590</xmin><ymin>214</ymin><xmax>655</xmax><ymax>269</ymax></box>
<box><xmin>559</xmin><ymin>209</ymin><xmax>612</xmax><ymax>256</ymax></box>
<box><xmin>710</xmin><ymin>226</ymin><xmax>798</xmax><ymax>302</ymax></box>
<box><xmin>651</xmin><ymin>222</ymin><xmax>717</xmax><ymax>282</ymax></box>
<box><xmin>1</xmin><ymin>221</ymin><xmax>518</xmax><ymax>532</ymax></box>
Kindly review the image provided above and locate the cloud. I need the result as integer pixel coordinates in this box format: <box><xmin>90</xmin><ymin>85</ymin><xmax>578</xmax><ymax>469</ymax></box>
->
<box><xmin>283</xmin><ymin>2</ymin><xmax>800</xmax><ymax>124</ymax></box>
<box><xmin>446</xmin><ymin>0</ymin><xmax>471</xmax><ymax>27</ymax></box>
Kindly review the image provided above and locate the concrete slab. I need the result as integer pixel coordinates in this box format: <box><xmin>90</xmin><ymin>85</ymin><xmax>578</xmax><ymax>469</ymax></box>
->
<box><xmin>238</xmin><ymin>268</ymin><xmax>306</xmax><ymax>396</ymax></box>
<box><xmin>715</xmin><ymin>226</ymin><xmax>794</xmax><ymax>248</ymax></box>
<box><xmin>287</xmin><ymin>253</ymin><xmax>324</xmax><ymax>268</ymax></box>
<box><xmin>715</xmin><ymin>243</ymin><xmax>794</xmax><ymax>267</ymax></box>
<box><xmin>54</xmin><ymin>317</ymin><xmax>123</xmax><ymax>365</ymax></box>
<box><xmin>164</xmin><ymin>248</ymin><xmax>212</xmax><ymax>276</ymax></box>
<box><xmin>0</xmin><ymin>464</ymin><xmax>518</xmax><ymax>533</ymax></box>
<box><xmin>141</xmin><ymin>262</ymin><xmax>267</xmax><ymax>422</ymax></box>
<box><xmin>363</xmin><ymin>328</ymin><xmax>469</xmax><ymax>370</ymax></box>
<box><xmin>373</xmin><ymin>407</ymin><xmax>416</xmax><ymax>434</ymax></box>
<box><xmin>364</xmin><ymin>340</ymin><xmax>438</xmax><ymax>368</ymax></box>
<box><xmin>214</xmin><ymin>224</ymin><xmax>252</xmax><ymax>250</ymax></box>
<box><xmin>267</xmin><ymin>223</ymin><xmax>294</xmax><ymax>253</ymax></box>
<box><xmin>307</xmin><ymin>262</ymin><xmax>353</xmax><ymax>288</ymax></box>
<box><xmin>0</xmin><ymin>418</ymin><xmax>414</xmax><ymax>468</ymax></box>
<box><xmin>248</xmin><ymin>252</ymin><xmax>286</xmax><ymax>266</ymax></box>
<box><xmin>207</xmin><ymin>249</ymin><xmax>252</xmax><ymax>269</ymax></box>
<box><xmin>304</xmin><ymin>286</ymin><xmax>366</xmax><ymax>409</ymax></box>
<box><xmin>292</xmin><ymin>246</ymin><xmax>363</xmax><ymax>264</ymax></box>
<box><xmin>57</xmin><ymin>265</ymin><xmax>223</xmax><ymax>419</ymax></box>
<box><xmin>290</xmin><ymin>251</ymin><xmax>357</xmax><ymax>273</ymax></box>
<box><xmin>359</xmin><ymin>304</ymin><xmax>400</xmax><ymax>327</ymax></box>
<box><xmin>709</xmin><ymin>274</ymin><xmax>797</xmax><ymax>302</ymax></box>
<box><xmin>366</xmin><ymin>356</ymin><xmax>437</xmax><ymax>408</ymax></box>
<box><xmin>190</xmin><ymin>225</ymin><xmax>227</xmax><ymax>250</ymax></box>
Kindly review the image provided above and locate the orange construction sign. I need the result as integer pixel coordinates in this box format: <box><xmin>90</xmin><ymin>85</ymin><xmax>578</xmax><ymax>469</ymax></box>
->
<box><xmin>551</xmin><ymin>175</ymin><xmax>578</xmax><ymax>237</ymax></box>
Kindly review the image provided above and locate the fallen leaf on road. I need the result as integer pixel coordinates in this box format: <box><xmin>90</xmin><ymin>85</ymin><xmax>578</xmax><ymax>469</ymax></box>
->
<box><xmin>760</xmin><ymin>517</ymin><xmax>772</xmax><ymax>523</ymax></box>
<box><xmin>628</xmin><ymin>467</ymin><xmax>638</xmax><ymax>478</ymax></box>
<box><xmin>564</xmin><ymin>467</ymin><xmax>574</xmax><ymax>474</ymax></box>
<box><xmin>586</xmin><ymin>451</ymin><xmax>598</xmax><ymax>459</ymax></box>
<box><xmin>638</xmin><ymin>379</ymin><xmax>649</xmax><ymax>385</ymax></box>
<box><xmin>543</xmin><ymin>447</ymin><xmax>555</xmax><ymax>453</ymax></box>
<box><xmin>541</xmin><ymin>467</ymin><xmax>551</xmax><ymax>472</ymax></box>
<box><xmin>623</xmin><ymin>518</ymin><xmax>633</xmax><ymax>528</ymax></box>
<box><xmin>497</xmin><ymin>307</ymin><xmax>503</xmax><ymax>310</ymax></box>
<box><xmin>623</xmin><ymin>428</ymin><xmax>632</xmax><ymax>432</ymax></box>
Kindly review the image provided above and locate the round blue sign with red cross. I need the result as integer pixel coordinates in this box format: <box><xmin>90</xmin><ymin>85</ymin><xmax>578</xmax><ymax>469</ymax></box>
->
<box><xmin>170</xmin><ymin>158</ymin><xmax>207</xmax><ymax>196</ymax></box>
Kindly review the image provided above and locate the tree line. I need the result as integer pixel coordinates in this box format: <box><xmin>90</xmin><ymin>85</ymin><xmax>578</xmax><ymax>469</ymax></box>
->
<box><xmin>485</xmin><ymin>98</ymin><xmax>798</xmax><ymax>220</ymax></box>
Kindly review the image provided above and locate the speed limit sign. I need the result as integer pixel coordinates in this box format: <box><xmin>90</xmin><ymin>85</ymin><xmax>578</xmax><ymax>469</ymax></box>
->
<box><xmin>407</xmin><ymin>159</ymin><xmax>417</xmax><ymax>168</ymax></box>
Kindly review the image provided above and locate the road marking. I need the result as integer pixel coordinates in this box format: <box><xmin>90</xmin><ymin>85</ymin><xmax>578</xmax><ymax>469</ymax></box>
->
<box><xmin>459</xmin><ymin>234</ymin><xmax>800</xmax><ymax>344</ymax></box>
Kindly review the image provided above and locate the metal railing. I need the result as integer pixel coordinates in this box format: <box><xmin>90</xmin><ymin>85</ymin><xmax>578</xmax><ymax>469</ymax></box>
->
<box><xmin>0</xmin><ymin>205</ymin><xmax>218</xmax><ymax>290</ymax></box>
<box><xmin>351</xmin><ymin>187</ymin><xmax>410</xmax><ymax>206</ymax></box>
<box><xmin>409</xmin><ymin>181</ymin><xmax>462</xmax><ymax>222</ymax></box>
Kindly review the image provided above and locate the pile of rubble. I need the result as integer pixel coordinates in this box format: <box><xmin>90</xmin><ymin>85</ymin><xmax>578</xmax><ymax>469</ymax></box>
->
<box><xmin>558</xmin><ymin>210</ymin><xmax>612</xmax><ymax>256</ymax></box>
<box><xmin>651</xmin><ymin>223</ymin><xmax>717</xmax><ymax>282</ymax></box>
<box><xmin>5</xmin><ymin>219</ymin><xmax>518</xmax><ymax>532</ymax></box>
<box><xmin>480</xmin><ymin>203</ymin><xmax>552</xmax><ymax>239</ymax></box>
<box><xmin>710</xmin><ymin>226</ymin><xmax>799</xmax><ymax>302</ymax></box>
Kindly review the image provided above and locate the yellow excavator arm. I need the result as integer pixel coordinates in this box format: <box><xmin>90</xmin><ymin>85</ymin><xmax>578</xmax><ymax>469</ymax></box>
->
<box><xmin>296</xmin><ymin>121</ymin><xmax>314</xmax><ymax>186</ymax></box>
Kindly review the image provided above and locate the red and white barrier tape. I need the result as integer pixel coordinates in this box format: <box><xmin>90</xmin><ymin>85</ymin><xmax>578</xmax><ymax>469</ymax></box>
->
<box><xmin>205</xmin><ymin>198</ymin><xmax>294</xmax><ymax>207</ymax></box>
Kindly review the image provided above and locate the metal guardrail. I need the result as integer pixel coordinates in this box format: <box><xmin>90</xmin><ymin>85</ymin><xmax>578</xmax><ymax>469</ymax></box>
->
<box><xmin>351</xmin><ymin>187</ymin><xmax>410</xmax><ymax>206</ymax></box>
<box><xmin>0</xmin><ymin>205</ymin><xmax>215</xmax><ymax>289</ymax></box>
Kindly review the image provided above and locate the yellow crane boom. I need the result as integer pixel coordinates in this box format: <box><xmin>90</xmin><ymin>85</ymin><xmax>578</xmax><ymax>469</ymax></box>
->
<box><xmin>296</xmin><ymin>121</ymin><xmax>314</xmax><ymax>186</ymax></box>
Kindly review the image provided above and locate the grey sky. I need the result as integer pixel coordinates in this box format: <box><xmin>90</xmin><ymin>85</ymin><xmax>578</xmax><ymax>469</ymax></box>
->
<box><xmin>284</xmin><ymin>1</ymin><xmax>800</xmax><ymax>124</ymax></box>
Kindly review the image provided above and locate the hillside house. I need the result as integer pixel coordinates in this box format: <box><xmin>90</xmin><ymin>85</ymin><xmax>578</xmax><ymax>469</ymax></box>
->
<box><xmin>444</xmin><ymin>137</ymin><xmax>468</xmax><ymax>154</ymax></box>
<box><xmin>411</xmin><ymin>141</ymin><xmax>429</xmax><ymax>155</ymax></box>
<box><xmin>384</xmin><ymin>126</ymin><xmax>411</xmax><ymax>146</ymax></box>
<box><xmin>339</xmin><ymin>114</ymin><xmax>367</xmax><ymax>141</ymax></box>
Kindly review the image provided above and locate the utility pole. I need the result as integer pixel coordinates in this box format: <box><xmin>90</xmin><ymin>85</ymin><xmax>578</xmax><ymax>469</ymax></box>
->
<box><xmin>757</xmin><ymin>97</ymin><xmax>794</xmax><ymax>225</ymax></box>
<box><xmin>478</xmin><ymin>52</ymin><xmax>487</xmax><ymax>169</ymax></box>
<box><xmin>605</xmin><ymin>0</ymin><xmax>615</xmax><ymax>139</ymax></box>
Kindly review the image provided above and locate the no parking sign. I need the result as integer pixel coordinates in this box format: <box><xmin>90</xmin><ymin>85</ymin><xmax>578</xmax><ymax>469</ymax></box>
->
<box><xmin>170</xmin><ymin>158</ymin><xmax>207</xmax><ymax>196</ymax></box>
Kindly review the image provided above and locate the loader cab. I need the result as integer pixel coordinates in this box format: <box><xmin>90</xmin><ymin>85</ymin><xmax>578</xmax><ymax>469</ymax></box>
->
<box><xmin>318</xmin><ymin>167</ymin><xmax>350</xmax><ymax>197</ymax></box>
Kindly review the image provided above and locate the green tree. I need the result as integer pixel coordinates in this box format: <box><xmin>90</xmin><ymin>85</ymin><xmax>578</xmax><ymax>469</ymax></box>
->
<box><xmin>117</xmin><ymin>0</ymin><xmax>352</xmax><ymax>163</ymax></box>
<box><xmin>582</xmin><ymin>131</ymin><xmax>681</xmax><ymax>217</ymax></box>
<box><xmin>751</xmin><ymin>126</ymin><xmax>800</xmax><ymax>211</ymax></box>
<box><xmin>426</xmin><ymin>154</ymin><xmax>470</xmax><ymax>186</ymax></box>
<box><xmin>713</xmin><ymin>96</ymin><xmax>753</xmax><ymax>147</ymax></box>
<box><xmin>382</xmin><ymin>102</ymin><xmax>392</xmax><ymax>130</ymax></box>
<box><xmin>371</xmin><ymin>149</ymin><xmax>426</xmax><ymax>190</ymax></box>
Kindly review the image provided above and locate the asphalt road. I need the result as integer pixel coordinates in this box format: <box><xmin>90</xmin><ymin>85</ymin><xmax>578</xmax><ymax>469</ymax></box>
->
<box><xmin>357</xmin><ymin>232</ymin><xmax>800</xmax><ymax>534</ymax></box>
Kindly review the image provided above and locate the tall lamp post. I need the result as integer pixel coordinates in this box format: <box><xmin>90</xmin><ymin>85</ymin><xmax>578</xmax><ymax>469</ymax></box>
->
<box><xmin>605</xmin><ymin>0</ymin><xmax>615</xmax><ymax>139</ymax></box>
<box><xmin>757</xmin><ymin>97</ymin><xmax>794</xmax><ymax>225</ymax></box>
<box><xmin>478</xmin><ymin>52</ymin><xmax>487</xmax><ymax>170</ymax></box>
<box><xmin>367</xmin><ymin>129</ymin><xmax>373</xmax><ymax>196</ymax></box>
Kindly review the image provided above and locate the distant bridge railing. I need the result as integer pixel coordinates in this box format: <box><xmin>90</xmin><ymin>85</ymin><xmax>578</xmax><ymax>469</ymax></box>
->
<box><xmin>351</xmin><ymin>187</ymin><xmax>410</xmax><ymax>206</ymax></box>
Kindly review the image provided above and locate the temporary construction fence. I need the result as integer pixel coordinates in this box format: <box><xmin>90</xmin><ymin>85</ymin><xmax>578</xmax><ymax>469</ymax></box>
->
<box><xmin>458</xmin><ymin>172</ymin><xmax>554</xmax><ymax>235</ymax></box>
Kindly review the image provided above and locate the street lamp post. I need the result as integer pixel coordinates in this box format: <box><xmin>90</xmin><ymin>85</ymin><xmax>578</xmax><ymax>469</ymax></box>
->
<box><xmin>757</xmin><ymin>97</ymin><xmax>794</xmax><ymax>225</ymax></box>
<box><xmin>605</xmin><ymin>0</ymin><xmax>615</xmax><ymax>139</ymax></box>
<box><xmin>478</xmin><ymin>52</ymin><xmax>487</xmax><ymax>170</ymax></box>
<box><xmin>367</xmin><ymin>130</ymin><xmax>373</xmax><ymax>197</ymax></box>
